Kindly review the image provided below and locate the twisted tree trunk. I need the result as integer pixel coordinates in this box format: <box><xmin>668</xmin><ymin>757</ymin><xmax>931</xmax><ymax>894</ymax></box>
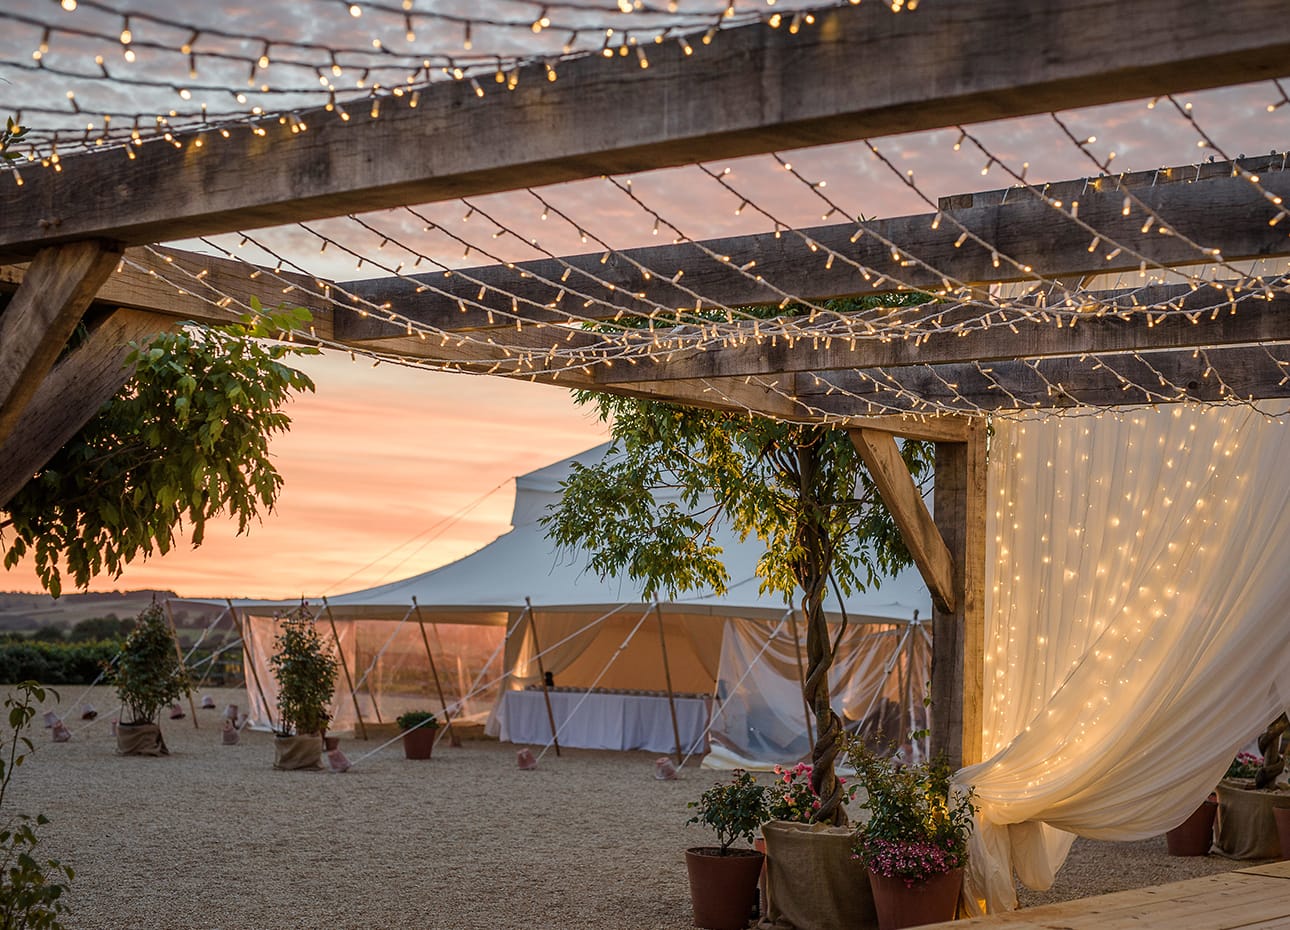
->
<box><xmin>793</xmin><ymin>433</ymin><xmax>848</xmax><ymax>826</ymax></box>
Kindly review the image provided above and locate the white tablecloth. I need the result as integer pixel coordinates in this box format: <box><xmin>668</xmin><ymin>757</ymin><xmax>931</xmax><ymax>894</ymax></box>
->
<box><xmin>493</xmin><ymin>689</ymin><xmax>710</xmax><ymax>753</ymax></box>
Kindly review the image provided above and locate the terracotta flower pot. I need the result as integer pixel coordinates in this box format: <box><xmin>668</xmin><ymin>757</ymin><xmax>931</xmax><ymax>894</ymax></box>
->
<box><xmin>402</xmin><ymin>726</ymin><xmax>438</xmax><ymax>760</ymax></box>
<box><xmin>685</xmin><ymin>846</ymin><xmax>764</xmax><ymax>930</ymax></box>
<box><xmin>1166</xmin><ymin>798</ymin><xmax>1218</xmax><ymax>856</ymax></box>
<box><xmin>868</xmin><ymin>867</ymin><xmax>962</xmax><ymax>930</ymax></box>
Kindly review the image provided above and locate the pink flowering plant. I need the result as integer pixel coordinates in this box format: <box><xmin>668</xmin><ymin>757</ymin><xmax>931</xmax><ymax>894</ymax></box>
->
<box><xmin>766</xmin><ymin>762</ymin><xmax>859</xmax><ymax>823</ymax></box>
<box><xmin>845</xmin><ymin>737</ymin><xmax>975</xmax><ymax>887</ymax></box>
<box><xmin>686</xmin><ymin>769</ymin><xmax>767</xmax><ymax>855</ymax></box>
<box><xmin>1226</xmin><ymin>752</ymin><xmax>1263</xmax><ymax>780</ymax></box>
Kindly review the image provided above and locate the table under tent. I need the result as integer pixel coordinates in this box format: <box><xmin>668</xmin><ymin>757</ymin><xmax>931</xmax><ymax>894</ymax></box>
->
<box><xmin>175</xmin><ymin>443</ymin><xmax>930</xmax><ymax>767</ymax></box>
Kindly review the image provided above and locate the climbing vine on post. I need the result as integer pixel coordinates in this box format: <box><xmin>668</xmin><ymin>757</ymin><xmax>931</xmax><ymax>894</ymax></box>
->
<box><xmin>541</xmin><ymin>299</ymin><xmax>933</xmax><ymax>825</ymax></box>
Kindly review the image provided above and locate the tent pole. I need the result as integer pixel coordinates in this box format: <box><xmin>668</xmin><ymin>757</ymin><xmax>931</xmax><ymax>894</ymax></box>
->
<box><xmin>323</xmin><ymin>598</ymin><xmax>368</xmax><ymax>741</ymax></box>
<box><xmin>226</xmin><ymin>599</ymin><xmax>275</xmax><ymax>731</ymax></box>
<box><xmin>412</xmin><ymin>597</ymin><xmax>454</xmax><ymax>733</ymax></box>
<box><xmin>653</xmin><ymin>602</ymin><xmax>684</xmax><ymax>766</ymax></box>
<box><xmin>788</xmin><ymin>608</ymin><xmax>816</xmax><ymax>751</ymax></box>
<box><xmin>525</xmin><ymin>597</ymin><xmax>561</xmax><ymax>757</ymax></box>
<box><xmin>163</xmin><ymin>599</ymin><xmax>200</xmax><ymax>728</ymax></box>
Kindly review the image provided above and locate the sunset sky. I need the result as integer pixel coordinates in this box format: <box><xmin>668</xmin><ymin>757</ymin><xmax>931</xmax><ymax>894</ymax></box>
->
<box><xmin>2</xmin><ymin>3</ymin><xmax>1288</xmax><ymax>600</ymax></box>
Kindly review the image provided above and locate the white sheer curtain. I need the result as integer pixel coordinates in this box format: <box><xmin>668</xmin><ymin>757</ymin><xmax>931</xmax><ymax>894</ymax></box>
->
<box><xmin>960</xmin><ymin>403</ymin><xmax>1290</xmax><ymax>914</ymax></box>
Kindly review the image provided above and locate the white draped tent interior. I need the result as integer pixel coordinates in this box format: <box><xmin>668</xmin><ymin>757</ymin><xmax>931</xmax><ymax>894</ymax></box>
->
<box><xmin>175</xmin><ymin>443</ymin><xmax>931</xmax><ymax>766</ymax></box>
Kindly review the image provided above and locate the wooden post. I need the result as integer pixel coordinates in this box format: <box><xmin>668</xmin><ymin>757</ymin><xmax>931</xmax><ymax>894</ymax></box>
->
<box><xmin>524</xmin><ymin>597</ymin><xmax>561</xmax><ymax>757</ymax></box>
<box><xmin>787</xmin><ymin>609</ymin><xmax>816</xmax><ymax>750</ymax></box>
<box><xmin>162</xmin><ymin>599</ymin><xmax>200</xmax><ymax>728</ymax></box>
<box><xmin>412</xmin><ymin>597</ymin><xmax>454</xmax><ymax>731</ymax></box>
<box><xmin>652</xmin><ymin>603</ymin><xmax>684</xmax><ymax>766</ymax></box>
<box><xmin>322</xmin><ymin>598</ymin><xmax>368</xmax><ymax>741</ymax></box>
<box><xmin>226</xmin><ymin>599</ymin><xmax>274</xmax><ymax>731</ymax></box>
<box><xmin>928</xmin><ymin>421</ymin><xmax>988</xmax><ymax>768</ymax></box>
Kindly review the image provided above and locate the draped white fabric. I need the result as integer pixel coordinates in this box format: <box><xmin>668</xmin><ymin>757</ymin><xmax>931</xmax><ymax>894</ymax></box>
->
<box><xmin>959</xmin><ymin>404</ymin><xmax>1290</xmax><ymax>914</ymax></box>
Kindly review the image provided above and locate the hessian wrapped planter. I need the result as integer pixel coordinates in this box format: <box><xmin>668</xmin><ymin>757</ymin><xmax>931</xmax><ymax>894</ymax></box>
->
<box><xmin>116</xmin><ymin>722</ymin><xmax>168</xmax><ymax>756</ymax></box>
<box><xmin>274</xmin><ymin>734</ymin><xmax>323</xmax><ymax>771</ymax></box>
<box><xmin>759</xmin><ymin>821</ymin><xmax>877</xmax><ymax>930</ymax></box>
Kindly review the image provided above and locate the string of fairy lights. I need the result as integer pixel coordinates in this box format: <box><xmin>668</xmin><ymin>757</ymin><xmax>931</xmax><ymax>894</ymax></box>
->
<box><xmin>3</xmin><ymin>0</ymin><xmax>1290</xmax><ymax>422</ymax></box>
<box><xmin>0</xmin><ymin>0</ymin><xmax>864</xmax><ymax>159</ymax></box>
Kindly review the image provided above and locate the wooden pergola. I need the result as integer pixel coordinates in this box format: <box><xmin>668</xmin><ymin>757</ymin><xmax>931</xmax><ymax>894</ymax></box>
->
<box><xmin>4</xmin><ymin>0</ymin><xmax>1290</xmax><ymax>767</ymax></box>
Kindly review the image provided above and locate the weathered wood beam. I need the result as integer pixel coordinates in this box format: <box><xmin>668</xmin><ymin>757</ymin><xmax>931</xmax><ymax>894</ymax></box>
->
<box><xmin>588</xmin><ymin>282</ymin><xmax>1290</xmax><ymax>383</ymax></box>
<box><xmin>0</xmin><ymin>247</ymin><xmax>336</xmax><ymax>338</ymax></box>
<box><xmin>0</xmin><ymin>241</ymin><xmax>122</xmax><ymax>445</ymax></box>
<box><xmin>798</xmin><ymin>344</ymin><xmax>1290</xmax><ymax>413</ymax></box>
<box><xmin>5</xmin><ymin>0</ymin><xmax>1290</xmax><ymax>262</ymax></box>
<box><xmin>926</xmin><ymin>422</ymin><xmax>987</xmax><ymax>768</ymax></box>
<box><xmin>0</xmin><ymin>308</ymin><xmax>171</xmax><ymax>507</ymax></box>
<box><xmin>337</xmin><ymin>154</ymin><xmax>1290</xmax><ymax>339</ymax></box>
<box><xmin>849</xmin><ymin>429</ymin><xmax>955</xmax><ymax>613</ymax></box>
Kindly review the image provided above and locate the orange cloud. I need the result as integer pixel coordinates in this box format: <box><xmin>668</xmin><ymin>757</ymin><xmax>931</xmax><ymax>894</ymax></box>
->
<box><xmin>2</xmin><ymin>351</ymin><xmax>608</xmax><ymax>600</ymax></box>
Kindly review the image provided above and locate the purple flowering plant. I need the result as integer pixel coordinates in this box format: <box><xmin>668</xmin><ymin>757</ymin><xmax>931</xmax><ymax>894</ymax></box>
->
<box><xmin>765</xmin><ymin>761</ymin><xmax>859</xmax><ymax>823</ymax></box>
<box><xmin>844</xmin><ymin>737</ymin><xmax>976</xmax><ymax>887</ymax></box>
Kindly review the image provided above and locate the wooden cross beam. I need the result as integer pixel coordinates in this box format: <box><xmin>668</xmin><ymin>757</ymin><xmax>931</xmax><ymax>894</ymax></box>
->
<box><xmin>2</xmin><ymin>0</ymin><xmax>1290</xmax><ymax>262</ymax></box>
<box><xmin>0</xmin><ymin>241</ymin><xmax>122</xmax><ymax>446</ymax></box>
<box><xmin>0</xmin><ymin>308</ymin><xmax>171</xmax><ymax>507</ymax></box>
<box><xmin>336</xmin><ymin>155</ymin><xmax>1290</xmax><ymax>339</ymax></box>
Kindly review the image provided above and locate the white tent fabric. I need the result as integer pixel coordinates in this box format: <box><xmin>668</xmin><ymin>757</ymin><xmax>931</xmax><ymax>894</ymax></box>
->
<box><xmin>179</xmin><ymin>443</ymin><xmax>931</xmax><ymax>760</ymax></box>
<box><xmin>960</xmin><ymin>403</ymin><xmax>1290</xmax><ymax>914</ymax></box>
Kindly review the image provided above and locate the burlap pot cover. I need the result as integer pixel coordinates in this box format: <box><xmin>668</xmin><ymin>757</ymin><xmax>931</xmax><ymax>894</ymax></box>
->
<box><xmin>759</xmin><ymin>821</ymin><xmax>877</xmax><ymax>930</ymax></box>
<box><xmin>116</xmin><ymin>722</ymin><xmax>168</xmax><ymax>756</ymax></box>
<box><xmin>1215</xmin><ymin>780</ymin><xmax>1290</xmax><ymax>859</ymax></box>
<box><xmin>274</xmin><ymin>734</ymin><xmax>323</xmax><ymax>771</ymax></box>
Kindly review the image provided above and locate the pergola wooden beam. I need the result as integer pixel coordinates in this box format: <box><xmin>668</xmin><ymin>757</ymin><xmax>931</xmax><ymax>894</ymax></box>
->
<box><xmin>585</xmin><ymin>283</ymin><xmax>1290</xmax><ymax>384</ymax></box>
<box><xmin>0</xmin><ymin>247</ymin><xmax>336</xmax><ymax>338</ymax></box>
<box><xmin>337</xmin><ymin>155</ymin><xmax>1290</xmax><ymax>339</ymax></box>
<box><xmin>4</xmin><ymin>0</ymin><xmax>1290</xmax><ymax>263</ymax></box>
<box><xmin>849</xmin><ymin>429</ymin><xmax>955</xmax><ymax>612</ymax></box>
<box><xmin>798</xmin><ymin>344</ymin><xmax>1290</xmax><ymax>413</ymax></box>
<box><xmin>0</xmin><ymin>241</ymin><xmax>122</xmax><ymax>446</ymax></box>
<box><xmin>0</xmin><ymin>308</ymin><xmax>172</xmax><ymax>507</ymax></box>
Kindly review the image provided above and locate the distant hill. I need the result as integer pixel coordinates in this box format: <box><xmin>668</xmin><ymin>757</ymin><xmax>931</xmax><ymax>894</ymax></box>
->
<box><xmin>0</xmin><ymin>590</ymin><xmax>179</xmax><ymax>632</ymax></box>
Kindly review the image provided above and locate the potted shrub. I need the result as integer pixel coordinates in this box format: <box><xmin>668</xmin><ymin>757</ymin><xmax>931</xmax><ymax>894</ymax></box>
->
<box><xmin>396</xmin><ymin>710</ymin><xmax>439</xmax><ymax>760</ymax></box>
<box><xmin>109</xmin><ymin>603</ymin><xmax>191</xmax><ymax>756</ymax></box>
<box><xmin>268</xmin><ymin>603</ymin><xmax>338</xmax><ymax>771</ymax></box>
<box><xmin>685</xmin><ymin>769</ymin><xmax>766</xmax><ymax>930</ymax></box>
<box><xmin>846</xmin><ymin>739</ymin><xmax>976</xmax><ymax>930</ymax></box>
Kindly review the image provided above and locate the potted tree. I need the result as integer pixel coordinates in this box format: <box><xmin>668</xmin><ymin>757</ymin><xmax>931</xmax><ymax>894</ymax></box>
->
<box><xmin>268</xmin><ymin>603</ymin><xmax>338</xmax><ymax>771</ymax></box>
<box><xmin>685</xmin><ymin>769</ymin><xmax>767</xmax><ymax>930</ymax></box>
<box><xmin>846</xmin><ymin>739</ymin><xmax>976</xmax><ymax>930</ymax></box>
<box><xmin>109</xmin><ymin>602</ymin><xmax>190</xmax><ymax>756</ymax></box>
<box><xmin>396</xmin><ymin>710</ymin><xmax>439</xmax><ymax>760</ymax></box>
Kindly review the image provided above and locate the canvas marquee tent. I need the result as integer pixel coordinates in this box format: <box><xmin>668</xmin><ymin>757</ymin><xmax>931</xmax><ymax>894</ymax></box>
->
<box><xmin>177</xmin><ymin>444</ymin><xmax>931</xmax><ymax>765</ymax></box>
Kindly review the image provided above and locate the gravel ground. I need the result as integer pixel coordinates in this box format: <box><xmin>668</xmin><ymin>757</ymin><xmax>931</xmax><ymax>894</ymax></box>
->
<box><xmin>4</xmin><ymin>685</ymin><xmax>1261</xmax><ymax>929</ymax></box>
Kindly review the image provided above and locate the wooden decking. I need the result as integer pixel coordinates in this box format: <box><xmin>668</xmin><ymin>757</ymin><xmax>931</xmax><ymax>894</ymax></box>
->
<box><xmin>924</xmin><ymin>860</ymin><xmax>1290</xmax><ymax>929</ymax></box>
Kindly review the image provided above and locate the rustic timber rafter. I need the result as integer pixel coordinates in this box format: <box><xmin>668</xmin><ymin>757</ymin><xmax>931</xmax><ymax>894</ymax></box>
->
<box><xmin>0</xmin><ymin>241</ymin><xmax>122</xmax><ymax>446</ymax></box>
<box><xmin>3</xmin><ymin>0</ymin><xmax>1290</xmax><ymax>263</ymax></box>
<box><xmin>336</xmin><ymin>155</ymin><xmax>1290</xmax><ymax>340</ymax></box>
<box><xmin>0</xmin><ymin>308</ymin><xmax>172</xmax><ymax>507</ymax></box>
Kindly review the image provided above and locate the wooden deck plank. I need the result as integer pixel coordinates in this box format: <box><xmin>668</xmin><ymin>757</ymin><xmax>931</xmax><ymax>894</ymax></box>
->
<box><xmin>925</xmin><ymin>868</ymin><xmax>1290</xmax><ymax>929</ymax></box>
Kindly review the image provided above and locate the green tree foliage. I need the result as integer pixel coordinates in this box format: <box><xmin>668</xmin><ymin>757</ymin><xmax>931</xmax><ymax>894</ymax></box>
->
<box><xmin>0</xmin><ymin>641</ymin><xmax>119</xmax><ymax>685</ymax></box>
<box><xmin>1</xmin><ymin>306</ymin><xmax>316</xmax><ymax>596</ymax></box>
<box><xmin>67</xmin><ymin>615</ymin><xmax>134</xmax><ymax>644</ymax></box>
<box><xmin>0</xmin><ymin>682</ymin><xmax>74</xmax><ymax>930</ymax></box>
<box><xmin>541</xmin><ymin>297</ymin><xmax>934</xmax><ymax>825</ymax></box>
<box><xmin>269</xmin><ymin>604</ymin><xmax>338</xmax><ymax>736</ymax></box>
<box><xmin>108</xmin><ymin>603</ymin><xmax>190</xmax><ymax>725</ymax></box>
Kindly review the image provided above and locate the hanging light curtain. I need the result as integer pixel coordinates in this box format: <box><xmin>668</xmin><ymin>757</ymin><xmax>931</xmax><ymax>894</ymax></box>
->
<box><xmin>960</xmin><ymin>402</ymin><xmax>1290</xmax><ymax>914</ymax></box>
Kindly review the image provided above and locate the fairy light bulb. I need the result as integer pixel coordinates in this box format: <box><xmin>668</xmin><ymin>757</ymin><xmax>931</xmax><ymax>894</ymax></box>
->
<box><xmin>349</xmin><ymin>3</ymin><xmax>362</xmax><ymax>16</ymax></box>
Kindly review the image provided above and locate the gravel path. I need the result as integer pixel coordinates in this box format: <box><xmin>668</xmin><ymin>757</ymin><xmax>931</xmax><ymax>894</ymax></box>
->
<box><xmin>4</xmin><ymin>686</ymin><xmax>1260</xmax><ymax>929</ymax></box>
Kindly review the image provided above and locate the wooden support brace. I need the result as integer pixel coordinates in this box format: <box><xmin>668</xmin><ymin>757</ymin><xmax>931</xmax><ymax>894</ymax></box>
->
<box><xmin>0</xmin><ymin>241</ymin><xmax>121</xmax><ymax>446</ymax></box>
<box><xmin>525</xmin><ymin>597</ymin><xmax>561</xmax><ymax>757</ymax></box>
<box><xmin>849</xmin><ymin>428</ymin><xmax>956</xmax><ymax>613</ymax></box>
<box><xmin>652</xmin><ymin>603</ymin><xmax>684</xmax><ymax>766</ymax></box>
<box><xmin>227</xmin><ymin>599</ymin><xmax>275</xmax><ymax>731</ymax></box>
<box><xmin>0</xmin><ymin>308</ymin><xmax>169</xmax><ymax>507</ymax></box>
<box><xmin>323</xmin><ymin>598</ymin><xmax>368</xmax><ymax>740</ymax></box>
